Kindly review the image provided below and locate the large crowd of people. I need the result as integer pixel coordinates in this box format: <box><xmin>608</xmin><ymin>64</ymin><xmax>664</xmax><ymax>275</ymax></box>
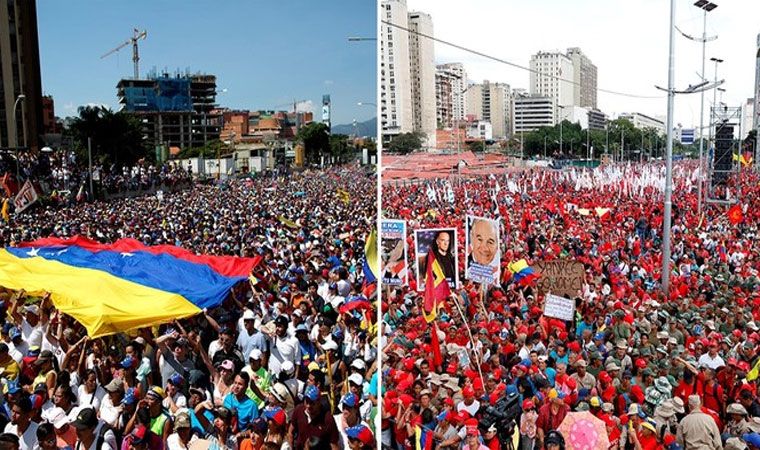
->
<box><xmin>0</xmin><ymin>165</ymin><xmax>378</xmax><ymax>450</ymax></box>
<box><xmin>381</xmin><ymin>163</ymin><xmax>760</xmax><ymax>450</ymax></box>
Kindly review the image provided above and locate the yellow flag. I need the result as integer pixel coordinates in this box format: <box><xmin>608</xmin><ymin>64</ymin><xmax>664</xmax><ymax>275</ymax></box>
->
<box><xmin>336</xmin><ymin>189</ymin><xmax>350</xmax><ymax>205</ymax></box>
<box><xmin>748</xmin><ymin>358</ymin><xmax>760</xmax><ymax>382</ymax></box>
<box><xmin>1</xmin><ymin>199</ymin><xmax>8</xmax><ymax>222</ymax></box>
<box><xmin>278</xmin><ymin>215</ymin><xmax>299</xmax><ymax>229</ymax></box>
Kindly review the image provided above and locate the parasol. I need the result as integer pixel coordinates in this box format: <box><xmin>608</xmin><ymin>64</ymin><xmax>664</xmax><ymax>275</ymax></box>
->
<box><xmin>557</xmin><ymin>411</ymin><xmax>610</xmax><ymax>450</ymax></box>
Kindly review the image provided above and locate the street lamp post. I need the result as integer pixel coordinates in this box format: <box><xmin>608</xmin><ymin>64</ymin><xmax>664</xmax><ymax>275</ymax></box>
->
<box><xmin>662</xmin><ymin>0</ymin><xmax>677</xmax><ymax>294</ymax></box>
<box><xmin>544</xmin><ymin>136</ymin><xmax>547</xmax><ymax>159</ymax></box>
<box><xmin>12</xmin><ymin>94</ymin><xmax>26</xmax><ymax>183</ymax></box>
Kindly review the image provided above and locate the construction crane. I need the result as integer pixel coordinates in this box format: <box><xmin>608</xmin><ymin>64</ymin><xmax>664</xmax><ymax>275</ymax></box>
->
<box><xmin>101</xmin><ymin>28</ymin><xmax>147</xmax><ymax>79</ymax></box>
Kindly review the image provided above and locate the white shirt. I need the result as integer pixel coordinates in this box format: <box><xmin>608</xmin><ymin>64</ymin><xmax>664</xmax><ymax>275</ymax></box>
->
<box><xmin>163</xmin><ymin>392</ymin><xmax>187</xmax><ymax>413</ymax></box>
<box><xmin>4</xmin><ymin>421</ymin><xmax>38</xmax><ymax>450</ymax></box>
<box><xmin>166</xmin><ymin>432</ymin><xmax>198</xmax><ymax>450</ymax></box>
<box><xmin>98</xmin><ymin>394</ymin><xmax>122</xmax><ymax>428</ymax></box>
<box><xmin>268</xmin><ymin>334</ymin><xmax>301</xmax><ymax>376</ymax></box>
<box><xmin>698</xmin><ymin>352</ymin><xmax>726</xmax><ymax>370</ymax></box>
<box><xmin>75</xmin><ymin>422</ymin><xmax>117</xmax><ymax>450</ymax></box>
<box><xmin>21</xmin><ymin>320</ymin><xmax>43</xmax><ymax>348</ymax></box>
<box><xmin>8</xmin><ymin>341</ymin><xmax>27</xmax><ymax>364</ymax></box>
<box><xmin>457</xmin><ymin>400</ymin><xmax>480</xmax><ymax>417</ymax></box>
<box><xmin>77</xmin><ymin>385</ymin><xmax>106</xmax><ymax>410</ymax></box>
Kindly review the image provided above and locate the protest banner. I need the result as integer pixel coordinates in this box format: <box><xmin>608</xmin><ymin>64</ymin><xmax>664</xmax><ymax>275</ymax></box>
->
<box><xmin>13</xmin><ymin>180</ymin><xmax>38</xmax><ymax>213</ymax></box>
<box><xmin>543</xmin><ymin>293</ymin><xmax>575</xmax><ymax>321</ymax></box>
<box><xmin>414</xmin><ymin>228</ymin><xmax>457</xmax><ymax>291</ymax></box>
<box><xmin>381</xmin><ymin>219</ymin><xmax>407</xmax><ymax>286</ymax></box>
<box><xmin>465</xmin><ymin>215</ymin><xmax>501</xmax><ymax>285</ymax></box>
<box><xmin>533</xmin><ymin>259</ymin><xmax>585</xmax><ymax>298</ymax></box>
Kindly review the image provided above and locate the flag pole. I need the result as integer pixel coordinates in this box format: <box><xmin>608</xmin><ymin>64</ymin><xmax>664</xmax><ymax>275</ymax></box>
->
<box><xmin>451</xmin><ymin>294</ymin><xmax>485</xmax><ymax>389</ymax></box>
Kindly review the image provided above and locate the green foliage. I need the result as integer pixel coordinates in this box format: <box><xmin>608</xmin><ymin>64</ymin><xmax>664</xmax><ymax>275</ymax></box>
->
<box><xmin>176</xmin><ymin>140</ymin><xmax>225</xmax><ymax>159</ymax></box>
<box><xmin>69</xmin><ymin>106</ymin><xmax>149</xmax><ymax>166</ymax></box>
<box><xmin>467</xmin><ymin>140</ymin><xmax>487</xmax><ymax>152</ymax></box>
<box><xmin>518</xmin><ymin>118</ymin><xmax>671</xmax><ymax>160</ymax></box>
<box><xmin>297</xmin><ymin>122</ymin><xmax>330</xmax><ymax>164</ymax></box>
<box><xmin>386</xmin><ymin>132</ymin><xmax>424</xmax><ymax>154</ymax></box>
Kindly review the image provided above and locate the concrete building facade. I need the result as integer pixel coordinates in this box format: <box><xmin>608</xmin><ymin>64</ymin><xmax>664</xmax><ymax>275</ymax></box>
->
<box><xmin>567</xmin><ymin>47</ymin><xmax>598</xmax><ymax>109</ymax></box>
<box><xmin>587</xmin><ymin>109</ymin><xmax>608</xmax><ymax>131</ymax></box>
<box><xmin>530</xmin><ymin>51</ymin><xmax>575</xmax><ymax>111</ymax></box>
<box><xmin>0</xmin><ymin>0</ymin><xmax>43</xmax><ymax>152</ymax></box>
<box><xmin>380</xmin><ymin>0</ymin><xmax>413</xmax><ymax>142</ymax></box>
<box><xmin>117</xmin><ymin>73</ymin><xmax>221</xmax><ymax>151</ymax></box>
<box><xmin>408</xmin><ymin>11</ymin><xmax>436</xmax><ymax>148</ymax></box>
<box><xmin>465</xmin><ymin>81</ymin><xmax>510</xmax><ymax>139</ymax></box>
<box><xmin>617</xmin><ymin>112</ymin><xmax>666</xmax><ymax>135</ymax></box>
<box><xmin>513</xmin><ymin>95</ymin><xmax>556</xmax><ymax>133</ymax></box>
<box><xmin>435</xmin><ymin>66</ymin><xmax>454</xmax><ymax>129</ymax></box>
<box><xmin>437</xmin><ymin>63</ymin><xmax>467</xmax><ymax>121</ymax></box>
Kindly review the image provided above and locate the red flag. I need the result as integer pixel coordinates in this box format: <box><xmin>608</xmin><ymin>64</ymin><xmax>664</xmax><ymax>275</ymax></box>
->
<box><xmin>423</xmin><ymin>252</ymin><xmax>450</xmax><ymax>323</ymax></box>
<box><xmin>430</xmin><ymin>322</ymin><xmax>443</xmax><ymax>369</ymax></box>
<box><xmin>727</xmin><ymin>204</ymin><xmax>743</xmax><ymax>225</ymax></box>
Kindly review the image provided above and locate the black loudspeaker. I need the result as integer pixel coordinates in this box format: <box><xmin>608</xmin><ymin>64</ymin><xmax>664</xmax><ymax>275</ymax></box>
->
<box><xmin>711</xmin><ymin>123</ymin><xmax>734</xmax><ymax>187</ymax></box>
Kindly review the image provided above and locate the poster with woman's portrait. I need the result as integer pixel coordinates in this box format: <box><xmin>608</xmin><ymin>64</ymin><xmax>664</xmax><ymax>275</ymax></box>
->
<box><xmin>414</xmin><ymin>228</ymin><xmax>458</xmax><ymax>291</ymax></box>
<box><xmin>465</xmin><ymin>215</ymin><xmax>501</xmax><ymax>285</ymax></box>
<box><xmin>381</xmin><ymin>219</ymin><xmax>407</xmax><ymax>286</ymax></box>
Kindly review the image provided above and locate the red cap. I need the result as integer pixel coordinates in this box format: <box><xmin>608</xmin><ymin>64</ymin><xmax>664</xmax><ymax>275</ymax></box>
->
<box><xmin>635</xmin><ymin>358</ymin><xmax>647</xmax><ymax>369</ymax></box>
<box><xmin>462</xmin><ymin>386</ymin><xmax>475</xmax><ymax>398</ymax></box>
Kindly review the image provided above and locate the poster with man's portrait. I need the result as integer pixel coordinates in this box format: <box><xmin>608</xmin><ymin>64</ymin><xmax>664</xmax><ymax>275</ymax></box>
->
<box><xmin>414</xmin><ymin>228</ymin><xmax>458</xmax><ymax>291</ymax></box>
<box><xmin>465</xmin><ymin>215</ymin><xmax>501</xmax><ymax>285</ymax></box>
<box><xmin>381</xmin><ymin>219</ymin><xmax>407</xmax><ymax>286</ymax></box>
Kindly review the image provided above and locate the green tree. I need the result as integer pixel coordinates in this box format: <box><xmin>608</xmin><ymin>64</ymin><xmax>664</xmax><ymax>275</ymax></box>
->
<box><xmin>329</xmin><ymin>134</ymin><xmax>353</xmax><ymax>163</ymax></box>
<box><xmin>297</xmin><ymin>122</ymin><xmax>330</xmax><ymax>164</ymax></box>
<box><xmin>69</xmin><ymin>106</ymin><xmax>149</xmax><ymax>167</ymax></box>
<box><xmin>386</xmin><ymin>132</ymin><xmax>424</xmax><ymax>154</ymax></box>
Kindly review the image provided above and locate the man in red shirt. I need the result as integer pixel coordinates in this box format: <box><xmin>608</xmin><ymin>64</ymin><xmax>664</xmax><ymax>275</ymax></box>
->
<box><xmin>535</xmin><ymin>390</ymin><xmax>569</xmax><ymax>448</ymax></box>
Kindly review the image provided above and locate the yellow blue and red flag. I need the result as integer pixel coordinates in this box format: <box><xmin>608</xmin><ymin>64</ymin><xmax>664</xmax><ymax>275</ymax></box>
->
<box><xmin>508</xmin><ymin>259</ymin><xmax>538</xmax><ymax>286</ymax></box>
<box><xmin>0</xmin><ymin>236</ymin><xmax>261</xmax><ymax>337</ymax></box>
<box><xmin>423</xmin><ymin>252</ymin><xmax>450</xmax><ymax>323</ymax></box>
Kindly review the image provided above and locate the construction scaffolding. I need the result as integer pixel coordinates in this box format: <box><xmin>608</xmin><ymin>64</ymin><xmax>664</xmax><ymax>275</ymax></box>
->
<box><xmin>117</xmin><ymin>72</ymin><xmax>221</xmax><ymax>153</ymax></box>
<box><xmin>706</xmin><ymin>105</ymin><xmax>741</xmax><ymax>205</ymax></box>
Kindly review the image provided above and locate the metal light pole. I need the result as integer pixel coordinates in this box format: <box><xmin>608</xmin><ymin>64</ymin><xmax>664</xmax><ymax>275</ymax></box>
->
<box><xmin>708</xmin><ymin>57</ymin><xmax>724</xmax><ymax>144</ymax></box>
<box><xmin>558</xmin><ymin>105</ymin><xmax>564</xmax><ymax>154</ymax></box>
<box><xmin>662</xmin><ymin>0</ymin><xmax>677</xmax><ymax>294</ymax></box>
<box><xmin>587</xmin><ymin>127</ymin><xmax>591</xmax><ymax>160</ymax></box>
<box><xmin>12</xmin><ymin>94</ymin><xmax>25</xmax><ymax>183</ymax></box>
<box><xmin>606</xmin><ymin>122</ymin><xmax>610</xmax><ymax>157</ymax></box>
<box><xmin>544</xmin><ymin>135</ymin><xmax>547</xmax><ymax>158</ymax></box>
<box><xmin>694</xmin><ymin>0</ymin><xmax>718</xmax><ymax>216</ymax></box>
<box><xmin>87</xmin><ymin>137</ymin><xmax>94</xmax><ymax>200</ymax></box>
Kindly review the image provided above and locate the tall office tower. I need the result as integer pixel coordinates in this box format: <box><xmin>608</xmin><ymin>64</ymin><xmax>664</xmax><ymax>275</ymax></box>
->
<box><xmin>408</xmin><ymin>11</ymin><xmax>436</xmax><ymax>148</ymax></box>
<box><xmin>380</xmin><ymin>0</ymin><xmax>413</xmax><ymax>143</ymax></box>
<box><xmin>465</xmin><ymin>80</ymin><xmax>511</xmax><ymax>139</ymax></box>
<box><xmin>567</xmin><ymin>47</ymin><xmax>598</xmax><ymax>109</ymax></box>
<box><xmin>437</xmin><ymin>62</ymin><xmax>467</xmax><ymax>121</ymax></box>
<box><xmin>0</xmin><ymin>0</ymin><xmax>43</xmax><ymax>152</ymax></box>
<box><xmin>530</xmin><ymin>51</ymin><xmax>575</xmax><ymax>112</ymax></box>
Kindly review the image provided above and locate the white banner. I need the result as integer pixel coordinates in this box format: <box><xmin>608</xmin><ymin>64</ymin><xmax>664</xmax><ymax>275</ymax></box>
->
<box><xmin>13</xmin><ymin>180</ymin><xmax>38</xmax><ymax>213</ymax></box>
<box><xmin>543</xmin><ymin>294</ymin><xmax>575</xmax><ymax>321</ymax></box>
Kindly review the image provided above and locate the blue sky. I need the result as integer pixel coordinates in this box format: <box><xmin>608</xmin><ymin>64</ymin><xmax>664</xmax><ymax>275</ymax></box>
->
<box><xmin>37</xmin><ymin>0</ymin><xmax>377</xmax><ymax>126</ymax></box>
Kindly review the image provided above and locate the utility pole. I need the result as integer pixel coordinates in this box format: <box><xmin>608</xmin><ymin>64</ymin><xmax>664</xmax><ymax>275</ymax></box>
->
<box><xmin>88</xmin><ymin>137</ymin><xmax>94</xmax><ymax>200</ymax></box>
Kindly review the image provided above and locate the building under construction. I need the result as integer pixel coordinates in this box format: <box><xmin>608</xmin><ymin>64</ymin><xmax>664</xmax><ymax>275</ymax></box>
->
<box><xmin>117</xmin><ymin>71</ymin><xmax>221</xmax><ymax>155</ymax></box>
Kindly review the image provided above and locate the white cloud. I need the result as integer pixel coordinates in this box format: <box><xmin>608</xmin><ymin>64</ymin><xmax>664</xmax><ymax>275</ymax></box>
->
<box><xmin>408</xmin><ymin>0</ymin><xmax>760</xmax><ymax>133</ymax></box>
<box><xmin>295</xmin><ymin>100</ymin><xmax>315</xmax><ymax>113</ymax></box>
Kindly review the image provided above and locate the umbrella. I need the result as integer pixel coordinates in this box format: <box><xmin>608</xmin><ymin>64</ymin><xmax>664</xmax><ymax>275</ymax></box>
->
<box><xmin>557</xmin><ymin>411</ymin><xmax>610</xmax><ymax>450</ymax></box>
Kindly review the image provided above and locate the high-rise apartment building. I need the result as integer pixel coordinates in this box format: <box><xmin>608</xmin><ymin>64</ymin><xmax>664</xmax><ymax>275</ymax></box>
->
<box><xmin>754</xmin><ymin>33</ymin><xmax>760</xmax><ymax>133</ymax></box>
<box><xmin>380</xmin><ymin>0</ymin><xmax>413</xmax><ymax>142</ymax></box>
<box><xmin>437</xmin><ymin>63</ymin><xmax>467</xmax><ymax>121</ymax></box>
<box><xmin>531</xmin><ymin>48</ymin><xmax>598</xmax><ymax>119</ymax></box>
<box><xmin>465</xmin><ymin>81</ymin><xmax>511</xmax><ymax>139</ymax></box>
<box><xmin>530</xmin><ymin>51</ymin><xmax>575</xmax><ymax>111</ymax></box>
<box><xmin>567</xmin><ymin>47</ymin><xmax>598</xmax><ymax>109</ymax></box>
<box><xmin>0</xmin><ymin>0</ymin><xmax>43</xmax><ymax>152</ymax></box>
<box><xmin>408</xmin><ymin>11</ymin><xmax>436</xmax><ymax>148</ymax></box>
<box><xmin>435</xmin><ymin>67</ymin><xmax>455</xmax><ymax>129</ymax></box>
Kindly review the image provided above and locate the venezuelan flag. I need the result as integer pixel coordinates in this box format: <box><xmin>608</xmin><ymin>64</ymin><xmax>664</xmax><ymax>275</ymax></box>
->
<box><xmin>362</xmin><ymin>229</ymin><xmax>378</xmax><ymax>298</ymax></box>
<box><xmin>0</xmin><ymin>237</ymin><xmax>261</xmax><ymax>337</ymax></box>
<box><xmin>415</xmin><ymin>425</ymin><xmax>434</xmax><ymax>450</ymax></box>
<box><xmin>509</xmin><ymin>259</ymin><xmax>538</xmax><ymax>286</ymax></box>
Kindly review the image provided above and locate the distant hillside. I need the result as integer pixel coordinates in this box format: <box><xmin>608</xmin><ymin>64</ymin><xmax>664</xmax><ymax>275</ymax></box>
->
<box><xmin>332</xmin><ymin>117</ymin><xmax>376</xmax><ymax>137</ymax></box>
